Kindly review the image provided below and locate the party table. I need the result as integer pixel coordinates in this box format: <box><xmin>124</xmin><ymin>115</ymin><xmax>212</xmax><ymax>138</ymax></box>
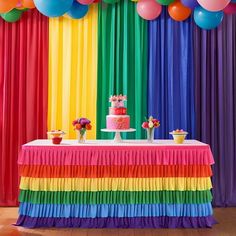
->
<box><xmin>16</xmin><ymin>139</ymin><xmax>216</xmax><ymax>228</ymax></box>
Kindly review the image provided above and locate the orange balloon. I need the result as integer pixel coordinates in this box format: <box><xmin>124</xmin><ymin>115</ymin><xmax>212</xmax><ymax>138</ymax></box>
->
<box><xmin>21</xmin><ymin>0</ymin><xmax>35</xmax><ymax>8</ymax></box>
<box><xmin>0</xmin><ymin>0</ymin><xmax>18</xmax><ymax>13</ymax></box>
<box><xmin>168</xmin><ymin>0</ymin><xmax>191</xmax><ymax>21</ymax></box>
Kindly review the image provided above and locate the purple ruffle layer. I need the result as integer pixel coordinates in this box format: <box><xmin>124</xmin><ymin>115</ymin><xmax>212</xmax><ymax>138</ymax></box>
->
<box><xmin>15</xmin><ymin>215</ymin><xmax>217</xmax><ymax>229</ymax></box>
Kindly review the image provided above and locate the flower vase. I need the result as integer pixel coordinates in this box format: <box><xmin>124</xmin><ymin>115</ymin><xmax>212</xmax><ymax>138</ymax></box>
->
<box><xmin>146</xmin><ymin>128</ymin><xmax>155</xmax><ymax>143</ymax></box>
<box><xmin>78</xmin><ymin>130</ymin><xmax>86</xmax><ymax>143</ymax></box>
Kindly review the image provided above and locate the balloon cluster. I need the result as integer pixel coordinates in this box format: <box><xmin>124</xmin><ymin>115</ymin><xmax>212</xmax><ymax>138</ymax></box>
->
<box><xmin>33</xmin><ymin>0</ymin><xmax>99</xmax><ymax>19</ymax></box>
<box><xmin>137</xmin><ymin>0</ymin><xmax>236</xmax><ymax>29</ymax></box>
<box><xmin>0</xmin><ymin>0</ymin><xmax>100</xmax><ymax>23</ymax></box>
<box><xmin>0</xmin><ymin>0</ymin><xmax>36</xmax><ymax>22</ymax></box>
<box><xmin>1</xmin><ymin>0</ymin><xmax>235</xmax><ymax>29</ymax></box>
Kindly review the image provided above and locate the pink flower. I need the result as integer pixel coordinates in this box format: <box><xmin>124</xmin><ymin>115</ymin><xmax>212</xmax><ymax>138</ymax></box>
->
<box><xmin>109</xmin><ymin>96</ymin><xmax>117</xmax><ymax>102</ymax></box>
<box><xmin>72</xmin><ymin>120</ymin><xmax>78</xmax><ymax>126</ymax></box>
<box><xmin>142</xmin><ymin>122</ymin><xmax>149</xmax><ymax>129</ymax></box>
<box><xmin>109</xmin><ymin>94</ymin><xmax>127</xmax><ymax>102</ymax></box>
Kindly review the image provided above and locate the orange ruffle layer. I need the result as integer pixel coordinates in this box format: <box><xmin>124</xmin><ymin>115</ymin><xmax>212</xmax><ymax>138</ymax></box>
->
<box><xmin>19</xmin><ymin>165</ymin><xmax>212</xmax><ymax>178</ymax></box>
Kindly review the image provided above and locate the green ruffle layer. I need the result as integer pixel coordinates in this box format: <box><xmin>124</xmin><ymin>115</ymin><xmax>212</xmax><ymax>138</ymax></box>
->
<box><xmin>19</xmin><ymin>190</ymin><xmax>212</xmax><ymax>204</ymax></box>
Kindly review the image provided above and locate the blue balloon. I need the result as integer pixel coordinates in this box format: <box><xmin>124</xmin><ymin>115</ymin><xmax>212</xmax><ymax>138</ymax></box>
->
<box><xmin>34</xmin><ymin>0</ymin><xmax>73</xmax><ymax>17</ymax></box>
<box><xmin>67</xmin><ymin>1</ymin><xmax>88</xmax><ymax>19</ymax></box>
<box><xmin>231</xmin><ymin>0</ymin><xmax>236</xmax><ymax>2</ymax></box>
<box><xmin>194</xmin><ymin>6</ymin><xmax>224</xmax><ymax>30</ymax></box>
<box><xmin>181</xmin><ymin>0</ymin><xmax>199</xmax><ymax>10</ymax></box>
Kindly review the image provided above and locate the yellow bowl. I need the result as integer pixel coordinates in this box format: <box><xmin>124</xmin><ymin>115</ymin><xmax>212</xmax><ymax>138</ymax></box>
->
<box><xmin>172</xmin><ymin>134</ymin><xmax>187</xmax><ymax>144</ymax></box>
<box><xmin>169</xmin><ymin>132</ymin><xmax>188</xmax><ymax>144</ymax></box>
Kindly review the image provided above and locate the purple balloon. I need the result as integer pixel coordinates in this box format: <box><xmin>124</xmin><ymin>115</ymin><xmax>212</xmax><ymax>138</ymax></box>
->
<box><xmin>181</xmin><ymin>0</ymin><xmax>199</xmax><ymax>9</ymax></box>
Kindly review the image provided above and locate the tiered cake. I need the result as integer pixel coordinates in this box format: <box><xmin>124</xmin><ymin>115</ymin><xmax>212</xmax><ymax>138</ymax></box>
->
<box><xmin>106</xmin><ymin>95</ymin><xmax>130</xmax><ymax>130</ymax></box>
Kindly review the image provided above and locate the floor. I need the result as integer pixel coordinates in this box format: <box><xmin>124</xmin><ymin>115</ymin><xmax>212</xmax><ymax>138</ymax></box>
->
<box><xmin>0</xmin><ymin>208</ymin><xmax>236</xmax><ymax>236</ymax></box>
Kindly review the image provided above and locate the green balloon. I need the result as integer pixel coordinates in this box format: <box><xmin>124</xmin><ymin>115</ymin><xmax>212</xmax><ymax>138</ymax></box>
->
<box><xmin>103</xmin><ymin>0</ymin><xmax>120</xmax><ymax>4</ymax></box>
<box><xmin>156</xmin><ymin>0</ymin><xmax>175</xmax><ymax>5</ymax></box>
<box><xmin>1</xmin><ymin>9</ymin><xmax>22</xmax><ymax>23</ymax></box>
<box><xmin>21</xmin><ymin>8</ymin><xmax>29</xmax><ymax>12</ymax></box>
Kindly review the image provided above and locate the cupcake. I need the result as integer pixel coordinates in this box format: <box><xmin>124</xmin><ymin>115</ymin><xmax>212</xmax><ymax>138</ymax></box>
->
<box><xmin>169</xmin><ymin>129</ymin><xmax>188</xmax><ymax>144</ymax></box>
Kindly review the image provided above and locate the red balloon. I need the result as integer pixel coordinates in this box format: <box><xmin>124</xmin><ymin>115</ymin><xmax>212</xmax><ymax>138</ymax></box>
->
<box><xmin>77</xmin><ymin>0</ymin><xmax>93</xmax><ymax>5</ymax></box>
<box><xmin>137</xmin><ymin>0</ymin><xmax>162</xmax><ymax>20</ymax></box>
<box><xmin>224</xmin><ymin>3</ymin><xmax>236</xmax><ymax>14</ymax></box>
<box><xmin>168</xmin><ymin>0</ymin><xmax>191</xmax><ymax>21</ymax></box>
<box><xmin>0</xmin><ymin>0</ymin><xmax>18</xmax><ymax>13</ymax></box>
<box><xmin>93</xmin><ymin>0</ymin><xmax>100</xmax><ymax>2</ymax></box>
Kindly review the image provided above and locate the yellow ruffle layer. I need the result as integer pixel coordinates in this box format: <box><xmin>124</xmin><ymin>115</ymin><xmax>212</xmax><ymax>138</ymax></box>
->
<box><xmin>20</xmin><ymin>177</ymin><xmax>212</xmax><ymax>191</ymax></box>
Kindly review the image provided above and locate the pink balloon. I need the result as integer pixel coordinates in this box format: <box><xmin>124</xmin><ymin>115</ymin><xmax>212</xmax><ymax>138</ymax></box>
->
<box><xmin>224</xmin><ymin>3</ymin><xmax>236</xmax><ymax>14</ymax></box>
<box><xmin>137</xmin><ymin>0</ymin><xmax>162</xmax><ymax>20</ymax></box>
<box><xmin>76</xmin><ymin>0</ymin><xmax>93</xmax><ymax>5</ymax></box>
<box><xmin>197</xmin><ymin>0</ymin><xmax>230</xmax><ymax>11</ymax></box>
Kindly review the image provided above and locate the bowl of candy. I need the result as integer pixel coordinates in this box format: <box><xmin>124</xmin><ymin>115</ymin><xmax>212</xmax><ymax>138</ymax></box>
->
<box><xmin>47</xmin><ymin>130</ymin><xmax>66</xmax><ymax>145</ymax></box>
<box><xmin>169</xmin><ymin>129</ymin><xmax>188</xmax><ymax>144</ymax></box>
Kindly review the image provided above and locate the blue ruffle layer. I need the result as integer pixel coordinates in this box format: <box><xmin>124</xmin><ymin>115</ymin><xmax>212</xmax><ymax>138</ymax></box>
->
<box><xmin>19</xmin><ymin>203</ymin><xmax>213</xmax><ymax>218</ymax></box>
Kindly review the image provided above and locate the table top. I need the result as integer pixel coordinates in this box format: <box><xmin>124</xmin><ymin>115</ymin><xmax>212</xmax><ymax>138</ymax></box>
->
<box><xmin>24</xmin><ymin>139</ymin><xmax>208</xmax><ymax>147</ymax></box>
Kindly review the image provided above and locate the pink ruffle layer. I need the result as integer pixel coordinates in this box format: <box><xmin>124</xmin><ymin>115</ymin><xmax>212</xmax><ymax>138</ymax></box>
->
<box><xmin>18</xmin><ymin>145</ymin><xmax>214</xmax><ymax>166</ymax></box>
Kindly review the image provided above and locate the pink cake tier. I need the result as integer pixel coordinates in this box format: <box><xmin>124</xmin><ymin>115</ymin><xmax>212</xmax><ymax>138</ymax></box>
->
<box><xmin>106</xmin><ymin>115</ymin><xmax>130</xmax><ymax>130</ymax></box>
<box><xmin>109</xmin><ymin>107</ymin><xmax>127</xmax><ymax>115</ymax></box>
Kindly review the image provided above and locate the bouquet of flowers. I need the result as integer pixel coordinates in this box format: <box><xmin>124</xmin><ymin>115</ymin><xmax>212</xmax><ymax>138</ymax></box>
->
<box><xmin>142</xmin><ymin>116</ymin><xmax>160</xmax><ymax>142</ymax></box>
<box><xmin>142</xmin><ymin>116</ymin><xmax>160</xmax><ymax>129</ymax></box>
<box><xmin>72</xmin><ymin>118</ymin><xmax>92</xmax><ymax>142</ymax></box>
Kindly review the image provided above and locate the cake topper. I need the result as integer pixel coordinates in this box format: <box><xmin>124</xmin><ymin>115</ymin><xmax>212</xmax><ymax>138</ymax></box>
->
<box><xmin>109</xmin><ymin>94</ymin><xmax>127</xmax><ymax>102</ymax></box>
<box><xmin>109</xmin><ymin>94</ymin><xmax>127</xmax><ymax>108</ymax></box>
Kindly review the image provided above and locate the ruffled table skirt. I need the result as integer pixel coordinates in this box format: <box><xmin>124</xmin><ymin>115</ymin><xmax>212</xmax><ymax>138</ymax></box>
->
<box><xmin>16</xmin><ymin>140</ymin><xmax>216</xmax><ymax>228</ymax></box>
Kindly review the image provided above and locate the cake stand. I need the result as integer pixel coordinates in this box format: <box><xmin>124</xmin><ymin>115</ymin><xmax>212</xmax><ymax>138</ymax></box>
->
<box><xmin>101</xmin><ymin>128</ymin><xmax>136</xmax><ymax>143</ymax></box>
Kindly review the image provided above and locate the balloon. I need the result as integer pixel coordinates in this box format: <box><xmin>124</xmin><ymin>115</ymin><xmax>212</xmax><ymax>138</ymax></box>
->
<box><xmin>0</xmin><ymin>0</ymin><xmax>18</xmax><ymax>13</ymax></box>
<box><xmin>67</xmin><ymin>1</ymin><xmax>88</xmax><ymax>19</ymax></box>
<box><xmin>77</xmin><ymin>0</ymin><xmax>93</xmax><ymax>5</ymax></box>
<box><xmin>197</xmin><ymin>0</ymin><xmax>230</xmax><ymax>12</ymax></box>
<box><xmin>156</xmin><ymin>0</ymin><xmax>174</xmax><ymax>5</ymax></box>
<box><xmin>194</xmin><ymin>6</ymin><xmax>224</xmax><ymax>29</ymax></box>
<box><xmin>22</xmin><ymin>0</ymin><xmax>35</xmax><ymax>8</ymax></box>
<box><xmin>168</xmin><ymin>0</ymin><xmax>191</xmax><ymax>21</ymax></box>
<box><xmin>223</xmin><ymin>2</ymin><xmax>236</xmax><ymax>14</ymax></box>
<box><xmin>181</xmin><ymin>0</ymin><xmax>199</xmax><ymax>9</ymax></box>
<box><xmin>103</xmin><ymin>0</ymin><xmax>120</xmax><ymax>3</ymax></box>
<box><xmin>16</xmin><ymin>4</ymin><xmax>25</xmax><ymax>10</ymax></box>
<box><xmin>137</xmin><ymin>0</ymin><xmax>162</xmax><ymax>20</ymax></box>
<box><xmin>16</xmin><ymin>1</ymin><xmax>23</xmax><ymax>8</ymax></box>
<box><xmin>93</xmin><ymin>0</ymin><xmax>100</xmax><ymax>3</ymax></box>
<box><xmin>34</xmin><ymin>0</ymin><xmax>73</xmax><ymax>17</ymax></box>
<box><xmin>231</xmin><ymin>0</ymin><xmax>236</xmax><ymax>2</ymax></box>
<box><xmin>1</xmin><ymin>8</ymin><xmax>22</xmax><ymax>22</ymax></box>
